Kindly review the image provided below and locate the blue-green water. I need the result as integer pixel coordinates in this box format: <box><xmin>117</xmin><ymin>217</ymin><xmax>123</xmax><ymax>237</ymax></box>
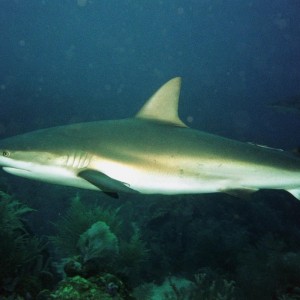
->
<box><xmin>0</xmin><ymin>1</ymin><xmax>300</xmax><ymax>299</ymax></box>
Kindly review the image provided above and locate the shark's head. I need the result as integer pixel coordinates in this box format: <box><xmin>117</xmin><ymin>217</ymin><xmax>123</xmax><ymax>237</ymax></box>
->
<box><xmin>0</xmin><ymin>131</ymin><xmax>74</xmax><ymax>183</ymax></box>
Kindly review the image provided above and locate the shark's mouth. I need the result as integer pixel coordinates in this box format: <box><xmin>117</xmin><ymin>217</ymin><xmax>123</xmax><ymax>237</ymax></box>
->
<box><xmin>2</xmin><ymin>166</ymin><xmax>73</xmax><ymax>184</ymax></box>
<box><xmin>3</xmin><ymin>167</ymin><xmax>32</xmax><ymax>176</ymax></box>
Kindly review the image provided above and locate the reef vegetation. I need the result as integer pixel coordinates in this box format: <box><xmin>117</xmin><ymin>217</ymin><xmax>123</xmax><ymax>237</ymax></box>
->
<box><xmin>0</xmin><ymin>191</ymin><xmax>54</xmax><ymax>299</ymax></box>
<box><xmin>1</xmin><ymin>187</ymin><xmax>300</xmax><ymax>299</ymax></box>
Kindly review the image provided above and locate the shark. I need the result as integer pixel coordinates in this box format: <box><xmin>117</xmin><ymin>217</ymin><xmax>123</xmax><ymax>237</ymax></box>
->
<box><xmin>0</xmin><ymin>77</ymin><xmax>300</xmax><ymax>199</ymax></box>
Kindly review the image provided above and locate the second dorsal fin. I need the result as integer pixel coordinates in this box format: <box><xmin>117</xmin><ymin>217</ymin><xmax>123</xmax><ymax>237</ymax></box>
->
<box><xmin>135</xmin><ymin>77</ymin><xmax>187</xmax><ymax>127</ymax></box>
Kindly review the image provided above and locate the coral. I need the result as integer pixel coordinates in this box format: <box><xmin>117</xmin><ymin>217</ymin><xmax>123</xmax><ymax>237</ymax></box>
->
<box><xmin>49</xmin><ymin>275</ymin><xmax>112</xmax><ymax>300</ymax></box>
<box><xmin>48</xmin><ymin>275</ymin><xmax>133</xmax><ymax>300</ymax></box>
<box><xmin>0</xmin><ymin>191</ymin><xmax>34</xmax><ymax>232</ymax></box>
<box><xmin>158</xmin><ymin>276</ymin><xmax>195</xmax><ymax>300</ymax></box>
<box><xmin>117</xmin><ymin>224</ymin><xmax>149</xmax><ymax>282</ymax></box>
<box><xmin>190</xmin><ymin>272</ymin><xmax>236</xmax><ymax>300</ymax></box>
<box><xmin>50</xmin><ymin>194</ymin><xmax>121</xmax><ymax>257</ymax></box>
<box><xmin>91</xmin><ymin>273</ymin><xmax>134</xmax><ymax>299</ymax></box>
<box><xmin>77</xmin><ymin>221</ymin><xmax>119</xmax><ymax>263</ymax></box>
<box><xmin>0</xmin><ymin>191</ymin><xmax>51</xmax><ymax>298</ymax></box>
<box><xmin>132</xmin><ymin>282</ymin><xmax>155</xmax><ymax>300</ymax></box>
<box><xmin>50</xmin><ymin>195</ymin><xmax>148</xmax><ymax>283</ymax></box>
<box><xmin>133</xmin><ymin>273</ymin><xmax>236</xmax><ymax>300</ymax></box>
<box><xmin>237</xmin><ymin>234</ymin><xmax>300</xmax><ymax>299</ymax></box>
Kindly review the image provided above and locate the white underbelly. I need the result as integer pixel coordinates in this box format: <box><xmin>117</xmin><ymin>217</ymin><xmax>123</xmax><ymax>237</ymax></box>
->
<box><xmin>3</xmin><ymin>166</ymin><xmax>98</xmax><ymax>190</ymax></box>
<box><xmin>92</xmin><ymin>161</ymin><xmax>223</xmax><ymax>194</ymax></box>
<box><xmin>92</xmin><ymin>159</ymin><xmax>300</xmax><ymax>195</ymax></box>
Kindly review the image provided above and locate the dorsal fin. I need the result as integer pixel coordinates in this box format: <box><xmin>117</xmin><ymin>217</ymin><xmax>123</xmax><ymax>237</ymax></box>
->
<box><xmin>135</xmin><ymin>77</ymin><xmax>187</xmax><ymax>127</ymax></box>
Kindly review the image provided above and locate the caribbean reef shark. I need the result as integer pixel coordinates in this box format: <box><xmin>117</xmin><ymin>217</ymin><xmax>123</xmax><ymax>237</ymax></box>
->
<box><xmin>0</xmin><ymin>77</ymin><xmax>300</xmax><ymax>199</ymax></box>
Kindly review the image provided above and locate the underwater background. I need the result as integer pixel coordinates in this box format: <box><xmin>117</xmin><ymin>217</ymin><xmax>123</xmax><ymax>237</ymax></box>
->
<box><xmin>1</xmin><ymin>1</ymin><xmax>300</xmax><ymax>299</ymax></box>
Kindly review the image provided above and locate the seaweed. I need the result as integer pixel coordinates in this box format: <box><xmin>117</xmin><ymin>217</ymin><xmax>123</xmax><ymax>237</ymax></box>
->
<box><xmin>78</xmin><ymin>221</ymin><xmax>119</xmax><ymax>263</ymax></box>
<box><xmin>118</xmin><ymin>224</ymin><xmax>149</xmax><ymax>280</ymax></box>
<box><xmin>0</xmin><ymin>191</ymin><xmax>50</xmax><ymax>298</ymax></box>
<box><xmin>50</xmin><ymin>194</ymin><xmax>148</xmax><ymax>284</ymax></box>
<box><xmin>50</xmin><ymin>194</ymin><xmax>121</xmax><ymax>257</ymax></box>
<box><xmin>133</xmin><ymin>272</ymin><xmax>236</xmax><ymax>300</ymax></box>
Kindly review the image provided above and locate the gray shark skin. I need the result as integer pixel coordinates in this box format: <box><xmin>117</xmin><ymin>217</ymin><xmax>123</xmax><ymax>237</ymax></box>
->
<box><xmin>0</xmin><ymin>77</ymin><xmax>300</xmax><ymax>199</ymax></box>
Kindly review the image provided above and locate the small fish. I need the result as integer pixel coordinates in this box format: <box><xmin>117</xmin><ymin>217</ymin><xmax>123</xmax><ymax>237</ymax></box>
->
<box><xmin>268</xmin><ymin>95</ymin><xmax>300</xmax><ymax>114</ymax></box>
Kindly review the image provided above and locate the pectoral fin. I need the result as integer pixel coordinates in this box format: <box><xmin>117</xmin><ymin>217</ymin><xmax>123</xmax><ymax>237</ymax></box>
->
<box><xmin>78</xmin><ymin>169</ymin><xmax>138</xmax><ymax>198</ymax></box>
<box><xmin>287</xmin><ymin>189</ymin><xmax>300</xmax><ymax>200</ymax></box>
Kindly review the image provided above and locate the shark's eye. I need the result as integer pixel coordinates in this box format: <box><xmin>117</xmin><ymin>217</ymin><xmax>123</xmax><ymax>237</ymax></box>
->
<box><xmin>2</xmin><ymin>150</ymin><xmax>10</xmax><ymax>157</ymax></box>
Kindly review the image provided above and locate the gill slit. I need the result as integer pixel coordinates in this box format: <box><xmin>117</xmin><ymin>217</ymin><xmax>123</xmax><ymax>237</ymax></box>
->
<box><xmin>66</xmin><ymin>152</ymin><xmax>91</xmax><ymax>169</ymax></box>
